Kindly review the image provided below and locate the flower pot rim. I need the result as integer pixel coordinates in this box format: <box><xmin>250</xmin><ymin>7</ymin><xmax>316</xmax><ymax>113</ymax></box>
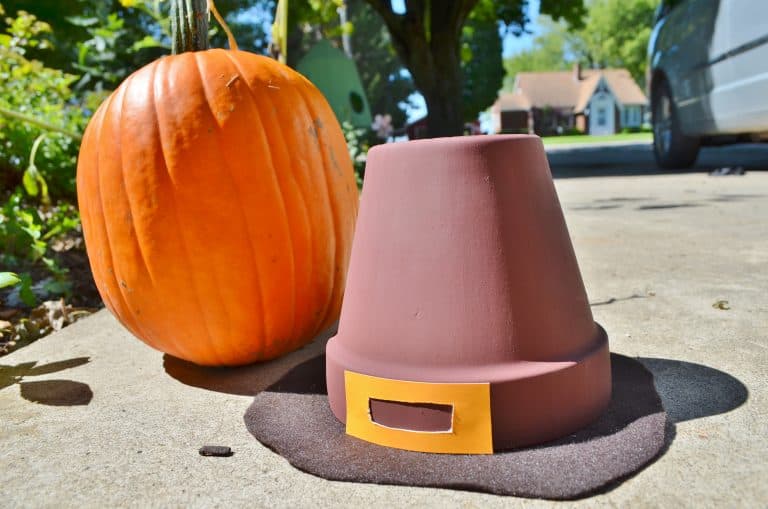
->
<box><xmin>368</xmin><ymin>134</ymin><xmax>541</xmax><ymax>157</ymax></box>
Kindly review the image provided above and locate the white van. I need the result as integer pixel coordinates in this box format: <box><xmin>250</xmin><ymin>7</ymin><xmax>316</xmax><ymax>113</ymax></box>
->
<box><xmin>648</xmin><ymin>0</ymin><xmax>768</xmax><ymax>168</ymax></box>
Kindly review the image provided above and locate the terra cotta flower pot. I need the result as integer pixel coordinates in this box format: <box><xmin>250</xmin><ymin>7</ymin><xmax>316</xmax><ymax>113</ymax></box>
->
<box><xmin>326</xmin><ymin>135</ymin><xmax>611</xmax><ymax>454</ymax></box>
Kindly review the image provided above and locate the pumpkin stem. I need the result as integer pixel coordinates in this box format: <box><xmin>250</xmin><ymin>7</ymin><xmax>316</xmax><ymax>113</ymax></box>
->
<box><xmin>170</xmin><ymin>0</ymin><xmax>239</xmax><ymax>53</ymax></box>
<box><xmin>171</xmin><ymin>0</ymin><xmax>209</xmax><ymax>54</ymax></box>
<box><xmin>208</xmin><ymin>0</ymin><xmax>239</xmax><ymax>51</ymax></box>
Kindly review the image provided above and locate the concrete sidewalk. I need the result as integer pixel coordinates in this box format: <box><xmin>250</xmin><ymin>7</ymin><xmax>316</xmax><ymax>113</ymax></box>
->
<box><xmin>2</xmin><ymin>171</ymin><xmax>767</xmax><ymax>508</ymax></box>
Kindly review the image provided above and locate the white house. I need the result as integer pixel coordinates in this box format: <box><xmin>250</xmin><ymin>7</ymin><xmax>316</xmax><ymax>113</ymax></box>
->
<box><xmin>492</xmin><ymin>64</ymin><xmax>648</xmax><ymax>136</ymax></box>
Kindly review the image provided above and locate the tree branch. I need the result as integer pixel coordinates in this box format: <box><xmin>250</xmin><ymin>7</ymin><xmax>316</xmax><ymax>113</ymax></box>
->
<box><xmin>0</xmin><ymin>107</ymin><xmax>82</xmax><ymax>141</ymax></box>
<box><xmin>365</xmin><ymin>0</ymin><xmax>402</xmax><ymax>30</ymax></box>
<box><xmin>430</xmin><ymin>0</ymin><xmax>479</xmax><ymax>41</ymax></box>
<box><xmin>454</xmin><ymin>0</ymin><xmax>480</xmax><ymax>28</ymax></box>
<box><xmin>364</xmin><ymin>0</ymin><xmax>417</xmax><ymax>72</ymax></box>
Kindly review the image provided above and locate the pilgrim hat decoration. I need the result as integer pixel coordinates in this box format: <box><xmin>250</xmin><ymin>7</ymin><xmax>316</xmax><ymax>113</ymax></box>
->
<box><xmin>326</xmin><ymin>135</ymin><xmax>611</xmax><ymax>454</ymax></box>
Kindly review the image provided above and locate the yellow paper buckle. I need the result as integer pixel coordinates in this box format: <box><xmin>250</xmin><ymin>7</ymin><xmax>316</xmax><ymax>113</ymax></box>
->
<box><xmin>344</xmin><ymin>370</ymin><xmax>493</xmax><ymax>454</ymax></box>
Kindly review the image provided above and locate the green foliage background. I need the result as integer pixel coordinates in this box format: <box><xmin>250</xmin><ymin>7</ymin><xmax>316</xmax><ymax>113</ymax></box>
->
<box><xmin>0</xmin><ymin>7</ymin><xmax>86</xmax><ymax>199</ymax></box>
<box><xmin>504</xmin><ymin>0</ymin><xmax>658</xmax><ymax>90</ymax></box>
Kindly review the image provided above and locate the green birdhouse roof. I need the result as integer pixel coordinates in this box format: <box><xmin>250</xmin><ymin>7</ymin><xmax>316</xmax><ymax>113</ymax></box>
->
<box><xmin>296</xmin><ymin>40</ymin><xmax>372</xmax><ymax>129</ymax></box>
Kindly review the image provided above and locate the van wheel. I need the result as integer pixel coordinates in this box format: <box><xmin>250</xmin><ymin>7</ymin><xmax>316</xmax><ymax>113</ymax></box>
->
<box><xmin>652</xmin><ymin>79</ymin><xmax>700</xmax><ymax>169</ymax></box>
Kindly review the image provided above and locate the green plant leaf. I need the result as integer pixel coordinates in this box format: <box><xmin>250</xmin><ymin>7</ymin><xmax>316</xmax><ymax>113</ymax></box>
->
<box><xmin>22</xmin><ymin>168</ymin><xmax>40</xmax><ymax>196</ymax></box>
<box><xmin>65</xmin><ymin>16</ymin><xmax>100</xmax><ymax>28</ymax></box>
<box><xmin>0</xmin><ymin>272</ymin><xmax>21</xmax><ymax>289</ymax></box>
<box><xmin>130</xmin><ymin>35</ymin><xmax>163</xmax><ymax>52</ymax></box>
<box><xmin>18</xmin><ymin>273</ymin><xmax>37</xmax><ymax>307</ymax></box>
<box><xmin>42</xmin><ymin>278</ymin><xmax>72</xmax><ymax>296</ymax></box>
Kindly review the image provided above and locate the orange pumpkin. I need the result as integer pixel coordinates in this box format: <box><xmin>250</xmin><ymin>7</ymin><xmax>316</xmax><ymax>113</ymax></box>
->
<box><xmin>76</xmin><ymin>48</ymin><xmax>359</xmax><ymax>366</ymax></box>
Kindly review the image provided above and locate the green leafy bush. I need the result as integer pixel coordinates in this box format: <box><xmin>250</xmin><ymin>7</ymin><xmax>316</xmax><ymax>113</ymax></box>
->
<box><xmin>0</xmin><ymin>5</ymin><xmax>86</xmax><ymax>200</ymax></box>
<box><xmin>0</xmin><ymin>6</ymin><xmax>88</xmax><ymax>306</ymax></box>
<box><xmin>70</xmin><ymin>0</ymin><xmax>169</xmax><ymax>92</ymax></box>
<box><xmin>341</xmin><ymin>121</ymin><xmax>369</xmax><ymax>188</ymax></box>
<box><xmin>0</xmin><ymin>189</ymin><xmax>80</xmax><ymax>305</ymax></box>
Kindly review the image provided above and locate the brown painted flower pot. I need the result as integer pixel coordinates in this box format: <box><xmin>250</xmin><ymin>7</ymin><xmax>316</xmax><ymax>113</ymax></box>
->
<box><xmin>326</xmin><ymin>135</ymin><xmax>611</xmax><ymax>454</ymax></box>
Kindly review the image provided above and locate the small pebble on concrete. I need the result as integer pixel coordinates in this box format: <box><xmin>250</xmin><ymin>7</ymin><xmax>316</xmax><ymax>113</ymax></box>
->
<box><xmin>199</xmin><ymin>445</ymin><xmax>233</xmax><ymax>457</ymax></box>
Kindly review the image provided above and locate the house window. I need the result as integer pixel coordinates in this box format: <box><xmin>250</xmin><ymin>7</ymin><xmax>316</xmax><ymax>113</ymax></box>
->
<box><xmin>597</xmin><ymin>107</ymin><xmax>607</xmax><ymax>126</ymax></box>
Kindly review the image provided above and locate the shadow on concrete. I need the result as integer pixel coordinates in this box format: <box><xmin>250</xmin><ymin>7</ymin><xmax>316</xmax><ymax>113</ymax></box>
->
<box><xmin>163</xmin><ymin>355</ymin><xmax>284</xmax><ymax>396</ymax></box>
<box><xmin>162</xmin><ymin>325</ymin><xmax>336</xmax><ymax>396</ymax></box>
<box><xmin>547</xmin><ymin>143</ymin><xmax>768</xmax><ymax>178</ymax></box>
<box><xmin>636</xmin><ymin>203</ymin><xmax>703</xmax><ymax>211</ymax></box>
<box><xmin>595</xmin><ymin>357</ymin><xmax>749</xmax><ymax>495</ymax></box>
<box><xmin>568</xmin><ymin>191</ymin><xmax>765</xmax><ymax>213</ymax></box>
<box><xmin>0</xmin><ymin>357</ymin><xmax>92</xmax><ymax>406</ymax></box>
<box><xmin>595</xmin><ymin>197</ymin><xmax>657</xmax><ymax>203</ymax></box>
<box><xmin>19</xmin><ymin>380</ymin><xmax>93</xmax><ymax>406</ymax></box>
<box><xmin>570</xmin><ymin>203</ymin><xmax>624</xmax><ymax>211</ymax></box>
<box><xmin>262</xmin><ymin>353</ymin><xmax>327</xmax><ymax>395</ymax></box>
<box><xmin>590</xmin><ymin>294</ymin><xmax>648</xmax><ymax>306</ymax></box>
<box><xmin>638</xmin><ymin>357</ymin><xmax>749</xmax><ymax>424</ymax></box>
<box><xmin>708</xmin><ymin>193</ymin><xmax>767</xmax><ymax>202</ymax></box>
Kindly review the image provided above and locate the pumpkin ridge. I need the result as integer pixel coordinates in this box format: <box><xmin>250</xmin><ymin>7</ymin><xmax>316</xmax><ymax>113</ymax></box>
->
<box><xmin>115</xmin><ymin>72</ymin><xmax>165</xmax><ymax>352</ymax></box>
<box><xmin>293</xmin><ymin>83</ymin><xmax>341</xmax><ymax>335</ymax></box>
<box><xmin>78</xmin><ymin>104</ymin><xmax>122</xmax><ymax>319</ymax></box>
<box><xmin>117</xmin><ymin>75</ymin><xmax>158</xmax><ymax>287</ymax></box>
<box><xmin>94</xmin><ymin>83</ymin><xmax>151</xmax><ymax>341</ymax></box>
<box><xmin>306</xmin><ymin>78</ymin><xmax>358</xmax><ymax>331</ymax></box>
<box><xmin>151</xmin><ymin>55</ymin><xmax>223</xmax><ymax>364</ymax></box>
<box><xmin>116</xmin><ymin>87</ymin><xmax>156</xmax><ymax>289</ymax></box>
<box><xmin>287</xmin><ymin>86</ymin><xmax>335</xmax><ymax>339</ymax></box>
<box><xmin>258</xmin><ymin>68</ymin><xmax>323</xmax><ymax>343</ymax></box>
<box><xmin>189</xmin><ymin>51</ymin><xmax>251</xmax><ymax>363</ymax></box>
<box><xmin>192</xmin><ymin>51</ymin><xmax>269</xmax><ymax>362</ymax></box>
<box><xmin>129</xmin><ymin>60</ymin><xmax>193</xmax><ymax>360</ymax></box>
<box><xmin>223</xmin><ymin>50</ymin><xmax>304</xmax><ymax>349</ymax></box>
<box><xmin>89</xmin><ymin>90</ymin><xmax>135</xmax><ymax>333</ymax></box>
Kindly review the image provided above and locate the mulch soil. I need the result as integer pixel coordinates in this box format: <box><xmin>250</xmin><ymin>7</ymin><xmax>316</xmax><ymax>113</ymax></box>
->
<box><xmin>1</xmin><ymin>233</ymin><xmax>103</xmax><ymax>357</ymax></box>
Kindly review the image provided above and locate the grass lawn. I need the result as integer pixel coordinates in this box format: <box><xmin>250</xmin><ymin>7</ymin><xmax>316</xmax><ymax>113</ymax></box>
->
<box><xmin>541</xmin><ymin>131</ymin><xmax>652</xmax><ymax>146</ymax></box>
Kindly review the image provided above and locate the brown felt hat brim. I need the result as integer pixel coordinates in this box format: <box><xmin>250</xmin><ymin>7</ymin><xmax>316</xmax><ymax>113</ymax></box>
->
<box><xmin>244</xmin><ymin>353</ymin><xmax>668</xmax><ymax>500</ymax></box>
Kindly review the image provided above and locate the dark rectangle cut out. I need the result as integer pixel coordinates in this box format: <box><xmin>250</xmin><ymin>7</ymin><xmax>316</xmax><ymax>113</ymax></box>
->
<box><xmin>369</xmin><ymin>399</ymin><xmax>453</xmax><ymax>432</ymax></box>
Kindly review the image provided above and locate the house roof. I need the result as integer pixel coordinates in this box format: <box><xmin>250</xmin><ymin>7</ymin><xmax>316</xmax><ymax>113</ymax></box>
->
<box><xmin>585</xmin><ymin>69</ymin><xmax>648</xmax><ymax>109</ymax></box>
<box><xmin>493</xmin><ymin>68</ymin><xmax>647</xmax><ymax>113</ymax></box>
<box><xmin>490</xmin><ymin>91</ymin><xmax>531</xmax><ymax>112</ymax></box>
<box><xmin>573</xmin><ymin>74</ymin><xmax>601</xmax><ymax>112</ymax></box>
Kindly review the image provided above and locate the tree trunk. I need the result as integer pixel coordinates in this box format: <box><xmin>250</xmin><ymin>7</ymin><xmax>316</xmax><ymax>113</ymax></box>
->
<box><xmin>366</xmin><ymin>0</ymin><xmax>478</xmax><ymax>138</ymax></box>
<box><xmin>413</xmin><ymin>28</ymin><xmax>464</xmax><ymax>138</ymax></box>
